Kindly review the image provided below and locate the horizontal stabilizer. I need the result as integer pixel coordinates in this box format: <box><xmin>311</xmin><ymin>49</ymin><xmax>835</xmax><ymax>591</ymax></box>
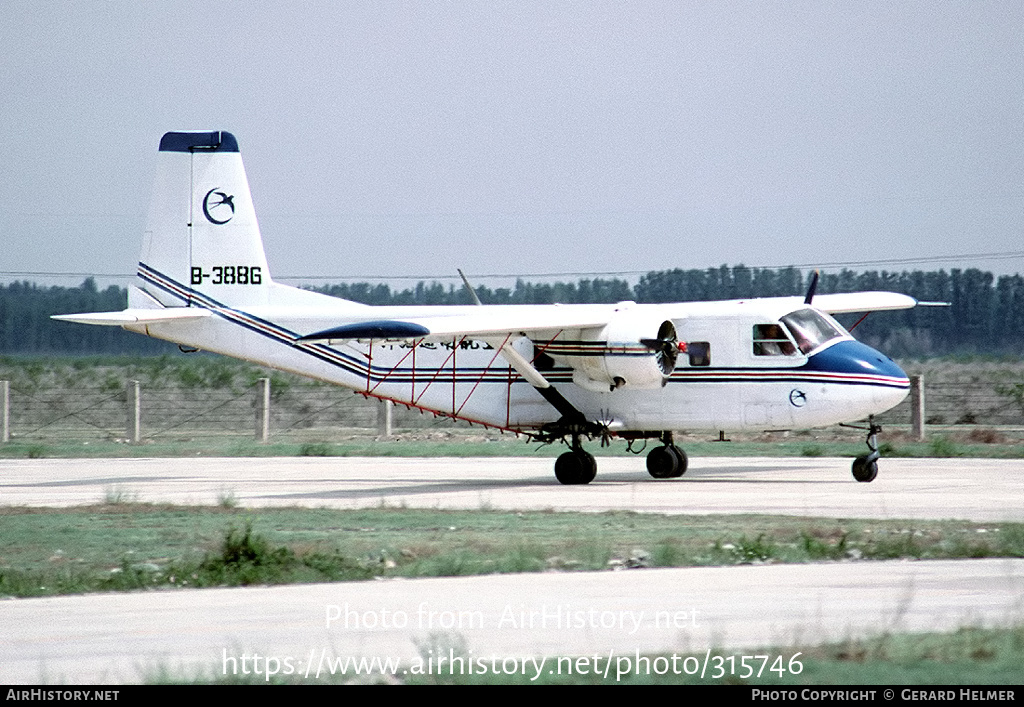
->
<box><xmin>51</xmin><ymin>308</ymin><xmax>212</xmax><ymax>326</ymax></box>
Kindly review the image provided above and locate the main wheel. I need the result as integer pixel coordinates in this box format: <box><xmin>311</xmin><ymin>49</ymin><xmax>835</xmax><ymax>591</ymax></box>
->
<box><xmin>667</xmin><ymin>445</ymin><xmax>688</xmax><ymax>477</ymax></box>
<box><xmin>647</xmin><ymin>446</ymin><xmax>680</xmax><ymax>479</ymax></box>
<box><xmin>852</xmin><ymin>455</ymin><xmax>878</xmax><ymax>483</ymax></box>
<box><xmin>579</xmin><ymin>450</ymin><xmax>597</xmax><ymax>484</ymax></box>
<box><xmin>555</xmin><ymin>450</ymin><xmax>597</xmax><ymax>485</ymax></box>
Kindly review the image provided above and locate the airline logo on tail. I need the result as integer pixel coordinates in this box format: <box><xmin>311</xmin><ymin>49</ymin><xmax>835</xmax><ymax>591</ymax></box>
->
<box><xmin>202</xmin><ymin>188</ymin><xmax>235</xmax><ymax>224</ymax></box>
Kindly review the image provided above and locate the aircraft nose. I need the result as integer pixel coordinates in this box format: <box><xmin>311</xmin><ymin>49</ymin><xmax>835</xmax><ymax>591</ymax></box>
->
<box><xmin>848</xmin><ymin>342</ymin><xmax>907</xmax><ymax>381</ymax></box>
<box><xmin>803</xmin><ymin>340</ymin><xmax>910</xmax><ymax>409</ymax></box>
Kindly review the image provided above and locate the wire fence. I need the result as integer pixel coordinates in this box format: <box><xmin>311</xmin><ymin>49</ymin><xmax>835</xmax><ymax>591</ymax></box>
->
<box><xmin>879</xmin><ymin>364</ymin><xmax>1024</xmax><ymax>427</ymax></box>
<box><xmin>0</xmin><ymin>381</ymin><xmax>468</xmax><ymax>444</ymax></box>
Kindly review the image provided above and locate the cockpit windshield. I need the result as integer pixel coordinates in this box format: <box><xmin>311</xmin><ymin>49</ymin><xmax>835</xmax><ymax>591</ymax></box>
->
<box><xmin>780</xmin><ymin>308</ymin><xmax>848</xmax><ymax>355</ymax></box>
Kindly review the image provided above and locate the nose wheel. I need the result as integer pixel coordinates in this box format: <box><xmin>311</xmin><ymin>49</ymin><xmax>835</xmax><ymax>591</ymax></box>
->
<box><xmin>851</xmin><ymin>455</ymin><xmax>878</xmax><ymax>482</ymax></box>
<box><xmin>851</xmin><ymin>417</ymin><xmax>882</xmax><ymax>483</ymax></box>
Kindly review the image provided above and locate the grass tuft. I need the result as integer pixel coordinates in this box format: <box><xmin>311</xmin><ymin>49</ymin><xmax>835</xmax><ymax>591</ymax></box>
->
<box><xmin>928</xmin><ymin>436</ymin><xmax>960</xmax><ymax>457</ymax></box>
<box><xmin>299</xmin><ymin>442</ymin><xmax>333</xmax><ymax>457</ymax></box>
<box><xmin>800</xmin><ymin>530</ymin><xmax>849</xmax><ymax>560</ymax></box>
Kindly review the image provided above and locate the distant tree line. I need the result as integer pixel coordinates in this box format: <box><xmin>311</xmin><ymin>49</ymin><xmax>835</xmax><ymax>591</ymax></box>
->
<box><xmin>315</xmin><ymin>266</ymin><xmax>1024</xmax><ymax>357</ymax></box>
<box><xmin>0</xmin><ymin>278</ymin><xmax>172</xmax><ymax>355</ymax></box>
<box><xmin>3</xmin><ymin>267</ymin><xmax>1023</xmax><ymax>357</ymax></box>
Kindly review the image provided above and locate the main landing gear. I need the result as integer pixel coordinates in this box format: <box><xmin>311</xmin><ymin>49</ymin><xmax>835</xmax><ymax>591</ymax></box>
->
<box><xmin>536</xmin><ymin>416</ymin><xmax>604</xmax><ymax>486</ymax></box>
<box><xmin>851</xmin><ymin>416</ymin><xmax>882</xmax><ymax>483</ymax></box>
<box><xmin>554</xmin><ymin>435</ymin><xmax>597</xmax><ymax>485</ymax></box>
<box><xmin>646</xmin><ymin>431</ymin><xmax>688</xmax><ymax>479</ymax></box>
<box><xmin>548</xmin><ymin>429</ymin><xmax>689</xmax><ymax>485</ymax></box>
<box><xmin>532</xmin><ymin>388</ymin><xmax>605</xmax><ymax>485</ymax></box>
<box><xmin>533</xmin><ymin>386</ymin><xmax>688</xmax><ymax>485</ymax></box>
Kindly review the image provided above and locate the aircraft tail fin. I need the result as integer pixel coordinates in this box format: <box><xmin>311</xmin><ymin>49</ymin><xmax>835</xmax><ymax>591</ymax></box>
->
<box><xmin>138</xmin><ymin>131</ymin><xmax>272</xmax><ymax>309</ymax></box>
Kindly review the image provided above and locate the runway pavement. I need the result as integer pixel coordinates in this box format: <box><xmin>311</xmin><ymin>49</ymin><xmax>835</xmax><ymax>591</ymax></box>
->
<box><xmin>1</xmin><ymin>455</ymin><xmax>1021</xmax><ymax>521</ymax></box>
<box><xmin>1</xmin><ymin>456</ymin><xmax>1022</xmax><ymax>683</ymax></box>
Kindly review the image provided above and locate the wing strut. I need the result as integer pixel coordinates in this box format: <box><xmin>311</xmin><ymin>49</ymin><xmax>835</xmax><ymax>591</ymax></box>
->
<box><xmin>484</xmin><ymin>336</ymin><xmax>589</xmax><ymax>427</ymax></box>
<box><xmin>535</xmin><ymin>386</ymin><xmax>588</xmax><ymax>424</ymax></box>
<box><xmin>456</xmin><ymin>265</ymin><xmax>588</xmax><ymax>425</ymax></box>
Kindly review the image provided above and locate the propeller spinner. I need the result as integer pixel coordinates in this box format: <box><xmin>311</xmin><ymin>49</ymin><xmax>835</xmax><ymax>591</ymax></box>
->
<box><xmin>640</xmin><ymin>320</ymin><xmax>680</xmax><ymax>375</ymax></box>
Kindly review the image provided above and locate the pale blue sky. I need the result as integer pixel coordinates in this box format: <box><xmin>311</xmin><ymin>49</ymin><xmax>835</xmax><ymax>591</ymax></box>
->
<box><xmin>2</xmin><ymin>2</ymin><xmax>1022</xmax><ymax>288</ymax></box>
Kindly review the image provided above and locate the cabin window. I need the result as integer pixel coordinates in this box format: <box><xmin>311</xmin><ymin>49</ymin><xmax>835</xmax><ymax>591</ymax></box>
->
<box><xmin>752</xmin><ymin>324</ymin><xmax>797</xmax><ymax>356</ymax></box>
<box><xmin>687</xmin><ymin>341</ymin><xmax>711</xmax><ymax>366</ymax></box>
<box><xmin>780</xmin><ymin>308</ymin><xmax>846</xmax><ymax>354</ymax></box>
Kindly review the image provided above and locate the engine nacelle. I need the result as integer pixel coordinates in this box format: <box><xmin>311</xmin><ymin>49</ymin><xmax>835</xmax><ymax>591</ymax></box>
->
<box><xmin>568</xmin><ymin>313</ymin><xmax>680</xmax><ymax>392</ymax></box>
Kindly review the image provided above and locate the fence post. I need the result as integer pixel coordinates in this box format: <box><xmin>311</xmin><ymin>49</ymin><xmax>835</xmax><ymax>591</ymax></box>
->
<box><xmin>377</xmin><ymin>399</ymin><xmax>393</xmax><ymax>436</ymax></box>
<box><xmin>1</xmin><ymin>381</ymin><xmax>8</xmax><ymax>443</ymax></box>
<box><xmin>910</xmin><ymin>374</ymin><xmax>925</xmax><ymax>441</ymax></box>
<box><xmin>255</xmin><ymin>377</ymin><xmax>271</xmax><ymax>443</ymax></box>
<box><xmin>126</xmin><ymin>380</ymin><xmax>141</xmax><ymax>444</ymax></box>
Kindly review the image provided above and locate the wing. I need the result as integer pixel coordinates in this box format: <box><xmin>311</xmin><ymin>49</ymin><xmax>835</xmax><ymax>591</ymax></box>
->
<box><xmin>806</xmin><ymin>292</ymin><xmax>918</xmax><ymax>314</ymax></box>
<box><xmin>294</xmin><ymin>291</ymin><xmax>922</xmax><ymax>345</ymax></box>
<box><xmin>296</xmin><ymin>306</ymin><xmax>615</xmax><ymax>342</ymax></box>
<box><xmin>295</xmin><ymin>304</ymin><xmax>621</xmax><ymax>394</ymax></box>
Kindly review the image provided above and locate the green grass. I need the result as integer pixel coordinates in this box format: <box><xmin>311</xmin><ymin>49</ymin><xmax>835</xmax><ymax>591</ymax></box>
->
<box><xmin>1</xmin><ymin>505</ymin><xmax>1022</xmax><ymax>598</ymax></box>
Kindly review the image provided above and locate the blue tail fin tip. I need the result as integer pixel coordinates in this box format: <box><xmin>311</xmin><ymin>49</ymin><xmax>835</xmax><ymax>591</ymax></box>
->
<box><xmin>159</xmin><ymin>131</ymin><xmax>239</xmax><ymax>153</ymax></box>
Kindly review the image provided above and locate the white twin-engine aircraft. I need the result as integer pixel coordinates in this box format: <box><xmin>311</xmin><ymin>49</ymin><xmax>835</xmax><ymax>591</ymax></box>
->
<box><xmin>56</xmin><ymin>131</ymin><xmax>917</xmax><ymax>485</ymax></box>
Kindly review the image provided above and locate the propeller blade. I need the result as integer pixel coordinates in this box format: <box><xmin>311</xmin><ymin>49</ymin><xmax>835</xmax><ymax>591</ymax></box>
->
<box><xmin>804</xmin><ymin>269</ymin><xmax>820</xmax><ymax>305</ymax></box>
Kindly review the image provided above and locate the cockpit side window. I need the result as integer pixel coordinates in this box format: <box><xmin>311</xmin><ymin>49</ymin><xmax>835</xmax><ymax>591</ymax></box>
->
<box><xmin>780</xmin><ymin>309</ymin><xmax>847</xmax><ymax>354</ymax></box>
<box><xmin>753</xmin><ymin>324</ymin><xmax>797</xmax><ymax>356</ymax></box>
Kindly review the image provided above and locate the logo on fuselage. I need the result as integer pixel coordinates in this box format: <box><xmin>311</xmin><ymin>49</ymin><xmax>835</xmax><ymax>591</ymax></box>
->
<box><xmin>202</xmin><ymin>189</ymin><xmax>235</xmax><ymax>225</ymax></box>
<box><xmin>789</xmin><ymin>389</ymin><xmax>807</xmax><ymax>407</ymax></box>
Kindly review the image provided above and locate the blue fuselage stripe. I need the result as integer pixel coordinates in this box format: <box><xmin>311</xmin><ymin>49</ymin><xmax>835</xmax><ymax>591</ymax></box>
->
<box><xmin>136</xmin><ymin>264</ymin><xmax>909</xmax><ymax>390</ymax></box>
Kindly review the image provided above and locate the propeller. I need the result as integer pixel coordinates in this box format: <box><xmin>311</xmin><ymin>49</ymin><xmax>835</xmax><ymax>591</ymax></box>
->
<box><xmin>596</xmin><ymin>408</ymin><xmax>616</xmax><ymax>447</ymax></box>
<box><xmin>640</xmin><ymin>320</ymin><xmax>680</xmax><ymax>376</ymax></box>
<box><xmin>803</xmin><ymin>269</ymin><xmax>820</xmax><ymax>305</ymax></box>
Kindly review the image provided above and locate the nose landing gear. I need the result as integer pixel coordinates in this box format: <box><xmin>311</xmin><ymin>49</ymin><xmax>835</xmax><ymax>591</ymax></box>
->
<box><xmin>851</xmin><ymin>417</ymin><xmax>882</xmax><ymax>483</ymax></box>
